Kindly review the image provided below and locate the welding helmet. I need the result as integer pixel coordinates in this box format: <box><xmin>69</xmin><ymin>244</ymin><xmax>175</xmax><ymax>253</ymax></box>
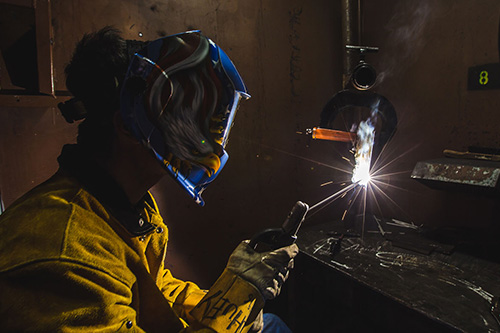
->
<box><xmin>120</xmin><ymin>31</ymin><xmax>250</xmax><ymax>206</ymax></box>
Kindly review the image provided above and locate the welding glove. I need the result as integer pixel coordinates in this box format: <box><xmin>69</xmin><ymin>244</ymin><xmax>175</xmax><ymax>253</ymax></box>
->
<box><xmin>226</xmin><ymin>240</ymin><xmax>299</xmax><ymax>300</ymax></box>
<box><xmin>249</xmin><ymin>309</ymin><xmax>264</xmax><ymax>333</ymax></box>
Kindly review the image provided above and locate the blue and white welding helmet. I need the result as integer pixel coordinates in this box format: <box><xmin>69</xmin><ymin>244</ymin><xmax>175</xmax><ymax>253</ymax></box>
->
<box><xmin>120</xmin><ymin>31</ymin><xmax>250</xmax><ymax>206</ymax></box>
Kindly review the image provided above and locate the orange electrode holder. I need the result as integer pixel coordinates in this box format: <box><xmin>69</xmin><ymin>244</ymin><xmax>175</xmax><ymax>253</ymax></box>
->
<box><xmin>307</xmin><ymin>127</ymin><xmax>357</xmax><ymax>143</ymax></box>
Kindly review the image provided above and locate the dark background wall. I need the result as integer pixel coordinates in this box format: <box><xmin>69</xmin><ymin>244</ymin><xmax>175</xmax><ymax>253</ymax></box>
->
<box><xmin>1</xmin><ymin>0</ymin><xmax>499</xmax><ymax>287</ymax></box>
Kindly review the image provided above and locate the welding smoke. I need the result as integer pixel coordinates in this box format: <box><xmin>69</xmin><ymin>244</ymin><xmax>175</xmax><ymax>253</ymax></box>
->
<box><xmin>377</xmin><ymin>1</ymin><xmax>434</xmax><ymax>84</ymax></box>
<box><xmin>351</xmin><ymin>100</ymin><xmax>379</xmax><ymax>186</ymax></box>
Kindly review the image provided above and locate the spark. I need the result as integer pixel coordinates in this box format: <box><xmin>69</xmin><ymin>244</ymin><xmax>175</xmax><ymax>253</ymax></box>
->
<box><xmin>370</xmin><ymin>169</ymin><xmax>413</xmax><ymax>179</ymax></box>
<box><xmin>307</xmin><ymin>182</ymin><xmax>358</xmax><ymax>217</ymax></box>
<box><xmin>370</xmin><ymin>178</ymin><xmax>414</xmax><ymax>194</ymax></box>
<box><xmin>361</xmin><ymin>185</ymin><xmax>368</xmax><ymax>237</ymax></box>
<box><xmin>342</xmin><ymin>156</ymin><xmax>354</xmax><ymax>166</ymax></box>
<box><xmin>368</xmin><ymin>180</ymin><xmax>409</xmax><ymax>216</ymax></box>
<box><xmin>252</xmin><ymin>141</ymin><xmax>353</xmax><ymax>174</ymax></box>
<box><xmin>371</xmin><ymin>143</ymin><xmax>419</xmax><ymax>178</ymax></box>
<box><xmin>341</xmin><ymin>186</ymin><xmax>363</xmax><ymax>221</ymax></box>
<box><xmin>367</xmin><ymin>183</ymin><xmax>384</xmax><ymax>217</ymax></box>
<box><xmin>230</xmin><ymin>135</ymin><xmax>354</xmax><ymax>175</ymax></box>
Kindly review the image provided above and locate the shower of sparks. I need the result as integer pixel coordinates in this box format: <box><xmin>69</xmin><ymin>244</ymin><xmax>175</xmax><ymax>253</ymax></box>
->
<box><xmin>305</xmin><ymin>137</ymin><xmax>419</xmax><ymax>240</ymax></box>
<box><xmin>232</xmin><ymin>120</ymin><xmax>415</xmax><ymax>233</ymax></box>
<box><xmin>307</xmin><ymin>115</ymin><xmax>377</xmax><ymax>218</ymax></box>
<box><xmin>305</xmin><ymin>100</ymin><xmax>416</xmax><ymax>236</ymax></box>
<box><xmin>310</xmin><ymin>106</ymin><xmax>378</xmax><ymax>225</ymax></box>
<box><xmin>309</xmin><ymin>182</ymin><xmax>358</xmax><ymax>212</ymax></box>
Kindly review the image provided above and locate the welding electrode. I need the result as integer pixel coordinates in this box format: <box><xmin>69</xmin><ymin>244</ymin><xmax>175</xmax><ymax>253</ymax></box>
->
<box><xmin>307</xmin><ymin>127</ymin><xmax>357</xmax><ymax>143</ymax></box>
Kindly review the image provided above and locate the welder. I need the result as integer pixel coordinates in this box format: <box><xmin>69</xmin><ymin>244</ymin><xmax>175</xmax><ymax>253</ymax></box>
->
<box><xmin>0</xmin><ymin>27</ymin><xmax>297</xmax><ymax>332</ymax></box>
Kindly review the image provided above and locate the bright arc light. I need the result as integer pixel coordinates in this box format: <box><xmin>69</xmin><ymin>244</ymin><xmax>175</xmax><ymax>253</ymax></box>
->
<box><xmin>352</xmin><ymin>163</ymin><xmax>371</xmax><ymax>186</ymax></box>
<box><xmin>351</xmin><ymin>119</ymin><xmax>375</xmax><ymax>187</ymax></box>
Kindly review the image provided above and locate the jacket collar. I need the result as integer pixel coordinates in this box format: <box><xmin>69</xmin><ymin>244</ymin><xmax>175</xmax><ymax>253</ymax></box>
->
<box><xmin>58</xmin><ymin>144</ymin><xmax>156</xmax><ymax>236</ymax></box>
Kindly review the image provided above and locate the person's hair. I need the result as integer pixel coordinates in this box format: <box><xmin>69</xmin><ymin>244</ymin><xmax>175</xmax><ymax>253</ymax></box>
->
<box><xmin>64</xmin><ymin>26</ymin><xmax>129</xmax><ymax>153</ymax></box>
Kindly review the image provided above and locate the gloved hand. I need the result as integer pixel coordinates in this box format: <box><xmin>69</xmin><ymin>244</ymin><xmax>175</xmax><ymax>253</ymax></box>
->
<box><xmin>249</xmin><ymin>309</ymin><xmax>264</xmax><ymax>333</ymax></box>
<box><xmin>226</xmin><ymin>240</ymin><xmax>299</xmax><ymax>300</ymax></box>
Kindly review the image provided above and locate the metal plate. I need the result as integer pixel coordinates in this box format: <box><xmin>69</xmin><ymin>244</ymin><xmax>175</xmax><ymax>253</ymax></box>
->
<box><xmin>411</xmin><ymin>158</ymin><xmax>500</xmax><ymax>193</ymax></box>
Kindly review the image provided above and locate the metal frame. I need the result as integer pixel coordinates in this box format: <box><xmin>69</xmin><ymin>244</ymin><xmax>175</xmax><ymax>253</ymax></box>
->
<box><xmin>0</xmin><ymin>0</ymin><xmax>56</xmax><ymax>106</ymax></box>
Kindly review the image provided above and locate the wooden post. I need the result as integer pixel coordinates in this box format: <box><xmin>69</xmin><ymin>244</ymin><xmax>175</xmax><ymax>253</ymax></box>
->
<box><xmin>34</xmin><ymin>0</ymin><xmax>54</xmax><ymax>96</ymax></box>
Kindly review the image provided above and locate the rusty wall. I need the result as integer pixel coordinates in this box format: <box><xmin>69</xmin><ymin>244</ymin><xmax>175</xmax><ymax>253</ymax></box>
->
<box><xmin>360</xmin><ymin>0</ymin><xmax>500</xmax><ymax>231</ymax></box>
<box><xmin>1</xmin><ymin>0</ymin><xmax>500</xmax><ymax>286</ymax></box>
<box><xmin>0</xmin><ymin>0</ymin><xmax>342</xmax><ymax>286</ymax></box>
<box><xmin>0</xmin><ymin>107</ymin><xmax>76</xmax><ymax>205</ymax></box>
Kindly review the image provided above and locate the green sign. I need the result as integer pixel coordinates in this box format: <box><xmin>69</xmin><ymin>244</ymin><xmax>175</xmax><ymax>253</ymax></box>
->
<box><xmin>468</xmin><ymin>63</ymin><xmax>500</xmax><ymax>90</ymax></box>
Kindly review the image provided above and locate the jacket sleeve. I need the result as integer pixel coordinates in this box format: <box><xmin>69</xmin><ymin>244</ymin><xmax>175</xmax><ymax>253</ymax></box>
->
<box><xmin>161</xmin><ymin>267</ymin><xmax>265</xmax><ymax>333</ymax></box>
<box><xmin>188</xmin><ymin>269</ymin><xmax>265</xmax><ymax>333</ymax></box>
<box><xmin>1</xmin><ymin>260</ymin><xmax>151</xmax><ymax>332</ymax></box>
<box><xmin>160</xmin><ymin>268</ymin><xmax>209</xmax><ymax>324</ymax></box>
<box><xmin>1</xmin><ymin>259</ymin><xmax>227</xmax><ymax>333</ymax></box>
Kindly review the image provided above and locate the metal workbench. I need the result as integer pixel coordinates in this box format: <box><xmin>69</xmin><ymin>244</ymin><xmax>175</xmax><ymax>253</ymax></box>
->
<box><xmin>281</xmin><ymin>216</ymin><xmax>500</xmax><ymax>332</ymax></box>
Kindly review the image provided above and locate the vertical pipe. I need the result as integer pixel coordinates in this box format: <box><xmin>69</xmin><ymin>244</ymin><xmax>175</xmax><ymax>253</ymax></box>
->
<box><xmin>358</xmin><ymin>0</ymin><xmax>363</xmax><ymax>45</ymax></box>
<box><xmin>341</xmin><ymin>0</ymin><xmax>359</xmax><ymax>88</ymax></box>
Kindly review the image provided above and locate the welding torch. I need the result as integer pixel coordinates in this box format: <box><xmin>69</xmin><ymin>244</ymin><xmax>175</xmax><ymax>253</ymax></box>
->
<box><xmin>247</xmin><ymin>129</ymin><xmax>365</xmax><ymax>251</ymax></box>
<box><xmin>248</xmin><ymin>195</ymin><xmax>346</xmax><ymax>252</ymax></box>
